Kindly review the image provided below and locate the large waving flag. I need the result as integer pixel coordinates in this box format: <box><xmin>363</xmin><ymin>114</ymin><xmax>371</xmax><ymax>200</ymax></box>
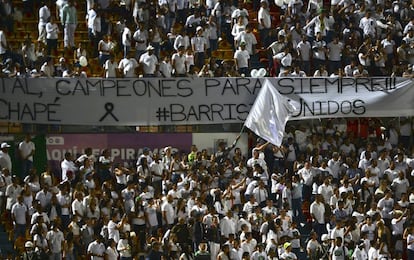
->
<box><xmin>244</xmin><ymin>79</ymin><xmax>297</xmax><ymax>146</ymax></box>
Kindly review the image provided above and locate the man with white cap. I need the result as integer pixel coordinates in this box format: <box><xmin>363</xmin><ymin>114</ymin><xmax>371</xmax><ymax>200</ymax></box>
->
<box><xmin>22</xmin><ymin>241</ymin><xmax>39</xmax><ymax>260</ymax></box>
<box><xmin>139</xmin><ymin>45</ymin><xmax>158</xmax><ymax>77</ymax></box>
<box><xmin>191</xmin><ymin>26</ymin><xmax>207</xmax><ymax>70</ymax></box>
<box><xmin>234</xmin><ymin>41</ymin><xmax>250</xmax><ymax>76</ymax></box>
<box><xmin>0</xmin><ymin>142</ymin><xmax>12</xmax><ymax>172</ymax></box>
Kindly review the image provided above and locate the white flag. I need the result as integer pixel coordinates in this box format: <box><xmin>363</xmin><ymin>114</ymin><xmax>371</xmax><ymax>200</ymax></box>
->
<box><xmin>244</xmin><ymin>79</ymin><xmax>297</xmax><ymax>146</ymax></box>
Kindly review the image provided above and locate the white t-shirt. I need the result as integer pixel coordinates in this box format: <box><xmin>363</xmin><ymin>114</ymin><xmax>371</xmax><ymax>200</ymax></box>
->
<box><xmin>105</xmin><ymin>246</ymin><xmax>119</xmax><ymax>260</ymax></box>
<box><xmin>161</xmin><ymin>201</ymin><xmax>175</xmax><ymax>225</ymax></box>
<box><xmin>139</xmin><ymin>52</ymin><xmax>158</xmax><ymax>74</ymax></box>
<box><xmin>118</xmin><ymin>58</ymin><xmax>138</xmax><ymax>78</ymax></box>
<box><xmin>108</xmin><ymin>220</ymin><xmax>120</xmax><ymax>243</ymax></box>
<box><xmin>104</xmin><ymin>60</ymin><xmax>118</xmax><ymax>78</ymax></box>
<box><xmin>87</xmin><ymin>241</ymin><xmax>106</xmax><ymax>260</ymax></box>
<box><xmin>122</xmin><ymin>27</ymin><xmax>131</xmax><ymax>47</ymax></box>
<box><xmin>234</xmin><ymin>49</ymin><xmax>250</xmax><ymax>68</ymax></box>
<box><xmin>310</xmin><ymin>201</ymin><xmax>325</xmax><ymax>224</ymax></box>
<box><xmin>46</xmin><ymin>230</ymin><xmax>64</xmax><ymax>253</ymax></box>
<box><xmin>327</xmin><ymin>41</ymin><xmax>344</xmax><ymax>61</ymax></box>
<box><xmin>19</xmin><ymin>140</ymin><xmax>35</xmax><ymax>162</ymax></box>
<box><xmin>258</xmin><ymin>7</ymin><xmax>271</xmax><ymax>29</ymax></box>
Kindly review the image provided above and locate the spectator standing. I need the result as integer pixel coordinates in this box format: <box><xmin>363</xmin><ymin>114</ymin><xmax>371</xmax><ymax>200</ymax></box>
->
<box><xmin>18</xmin><ymin>134</ymin><xmax>35</xmax><ymax>177</ymax></box>
<box><xmin>38</xmin><ymin>1</ymin><xmax>51</xmax><ymax>44</ymax></box>
<box><xmin>134</xmin><ymin>24</ymin><xmax>150</xmax><ymax>64</ymax></box>
<box><xmin>234</xmin><ymin>41</ymin><xmax>250</xmax><ymax>76</ymax></box>
<box><xmin>257</xmin><ymin>0</ymin><xmax>271</xmax><ymax>47</ymax></box>
<box><xmin>0</xmin><ymin>25</ymin><xmax>9</xmax><ymax>62</ymax></box>
<box><xmin>327</xmin><ymin>35</ymin><xmax>344</xmax><ymax>74</ymax></box>
<box><xmin>87</xmin><ymin>235</ymin><xmax>106</xmax><ymax>259</ymax></box>
<box><xmin>61</xmin><ymin>0</ymin><xmax>78</xmax><ymax>50</ymax></box>
<box><xmin>118</xmin><ymin>52</ymin><xmax>139</xmax><ymax>78</ymax></box>
<box><xmin>46</xmin><ymin>17</ymin><xmax>59</xmax><ymax>56</ymax></box>
<box><xmin>11</xmin><ymin>195</ymin><xmax>27</xmax><ymax>239</ymax></box>
<box><xmin>61</xmin><ymin>152</ymin><xmax>77</xmax><ymax>183</ymax></box>
<box><xmin>122</xmin><ymin>25</ymin><xmax>132</xmax><ymax>58</ymax></box>
<box><xmin>98</xmin><ymin>35</ymin><xmax>115</xmax><ymax>66</ymax></box>
<box><xmin>139</xmin><ymin>45</ymin><xmax>158</xmax><ymax>77</ymax></box>
<box><xmin>86</xmin><ymin>4</ymin><xmax>100</xmax><ymax>57</ymax></box>
<box><xmin>103</xmin><ymin>54</ymin><xmax>119</xmax><ymax>78</ymax></box>
<box><xmin>359</xmin><ymin>11</ymin><xmax>377</xmax><ymax>40</ymax></box>
<box><xmin>296</xmin><ymin>34</ymin><xmax>312</xmax><ymax>75</ymax></box>
<box><xmin>0</xmin><ymin>142</ymin><xmax>11</xmax><ymax>172</ymax></box>
<box><xmin>46</xmin><ymin>223</ymin><xmax>65</xmax><ymax>260</ymax></box>
<box><xmin>191</xmin><ymin>26</ymin><xmax>207</xmax><ymax>70</ymax></box>
<box><xmin>234</xmin><ymin>24</ymin><xmax>257</xmax><ymax>57</ymax></box>
<box><xmin>312</xmin><ymin>32</ymin><xmax>327</xmax><ymax>73</ymax></box>
<box><xmin>171</xmin><ymin>45</ymin><xmax>187</xmax><ymax>76</ymax></box>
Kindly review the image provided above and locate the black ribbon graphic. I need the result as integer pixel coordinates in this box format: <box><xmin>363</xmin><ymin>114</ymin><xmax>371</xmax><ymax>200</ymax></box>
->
<box><xmin>99</xmin><ymin>102</ymin><xmax>119</xmax><ymax>122</ymax></box>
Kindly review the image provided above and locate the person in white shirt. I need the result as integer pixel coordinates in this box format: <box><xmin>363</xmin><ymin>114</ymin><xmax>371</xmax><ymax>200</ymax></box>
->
<box><xmin>19</xmin><ymin>134</ymin><xmax>35</xmax><ymax>177</ymax></box>
<box><xmin>121</xmin><ymin>25</ymin><xmax>132</xmax><ymax>58</ymax></box>
<box><xmin>133</xmin><ymin>22</ymin><xmax>148</xmax><ymax>60</ymax></box>
<box><xmin>291</xmin><ymin>65</ymin><xmax>307</xmax><ymax>77</ymax></box>
<box><xmin>11</xmin><ymin>195</ymin><xmax>27</xmax><ymax>239</ymax></box>
<box><xmin>46</xmin><ymin>223</ymin><xmax>65</xmax><ymax>259</ymax></box>
<box><xmin>191</xmin><ymin>26</ymin><xmax>207</xmax><ymax>70</ymax></box>
<box><xmin>162</xmin><ymin>195</ymin><xmax>175</xmax><ymax>229</ymax></box>
<box><xmin>139</xmin><ymin>45</ymin><xmax>158</xmax><ymax>77</ymax></box>
<box><xmin>368</xmin><ymin>240</ymin><xmax>379</xmax><ymax>260</ymax></box>
<box><xmin>171</xmin><ymin>46</ymin><xmax>187</xmax><ymax>77</ymax></box>
<box><xmin>38</xmin><ymin>2</ymin><xmax>51</xmax><ymax>44</ymax></box>
<box><xmin>303</xmin><ymin>10</ymin><xmax>332</xmax><ymax>38</ymax></box>
<box><xmin>280</xmin><ymin>242</ymin><xmax>297</xmax><ymax>260</ymax></box>
<box><xmin>359</xmin><ymin>11</ymin><xmax>376</xmax><ymax>39</ymax></box>
<box><xmin>234</xmin><ymin>42</ymin><xmax>250</xmax><ymax>76</ymax></box>
<box><xmin>87</xmin><ymin>235</ymin><xmax>106</xmax><ymax>260</ymax></box>
<box><xmin>105</xmin><ymin>239</ymin><xmax>119</xmax><ymax>260</ymax></box>
<box><xmin>117</xmin><ymin>232</ymin><xmax>132</xmax><ymax>259</ymax></box>
<box><xmin>352</xmin><ymin>242</ymin><xmax>368</xmax><ymax>260</ymax></box>
<box><xmin>310</xmin><ymin>194</ymin><xmax>326</xmax><ymax>239</ymax></box>
<box><xmin>118</xmin><ymin>53</ymin><xmax>139</xmax><ymax>78</ymax></box>
<box><xmin>0</xmin><ymin>143</ymin><xmax>12</xmax><ymax>172</ymax></box>
<box><xmin>45</xmin><ymin>16</ymin><xmax>59</xmax><ymax>55</ymax></box>
<box><xmin>234</xmin><ymin>24</ymin><xmax>257</xmax><ymax>56</ymax></box>
<box><xmin>312</xmin><ymin>32</ymin><xmax>327</xmax><ymax>73</ymax></box>
<box><xmin>158</xmin><ymin>55</ymin><xmax>172</xmax><ymax>77</ymax></box>
<box><xmin>274</xmin><ymin>46</ymin><xmax>293</xmax><ymax>74</ymax></box>
<box><xmin>329</xmin><ymin>237</ymin><xmax>348</xmax><ymax>260</ymax></box>
<box><xmin>391</xmin><ymin>210</ymin><xmax>407</xmax><ymax>257</ymax></box>
<box><xmin>327</xmin><ymin>35</ymin><xmax>344</xmax><ymax>74</ymax></box>
<box><xmin>299</xmin><ymin>161</ymin><xmax>314</xmax><ymax>200</ymax></box>
<box><xmin>103</xmin><ymin>55</ymin><xmax>119</xmax><ymax>78</ymax></box>
<box><xmin>61</xmin><ymin>152</ymin><xmax>78</xmax><ymax>182</ymax></box>
<box><xmin>391</xmin><ymin>171</ymin><xmax>410</xmax><ymax>200</ymax></box>
<box><xmin>257</xmin><ymin>0</ymin><xmax>271</xmax><ymax>45</ymax></box>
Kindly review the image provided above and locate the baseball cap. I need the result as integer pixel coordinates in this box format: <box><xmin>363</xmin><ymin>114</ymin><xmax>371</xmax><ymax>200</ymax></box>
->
<box><xmin>321</xmin><ymin>234</ymin><xmax>330</xmax><ymax>242</ymax></box>
<box><xmin>25</xmin><ymin>241</ymin><xmax>34</xmax><ymax>248</ymax></box>
<box><xmin>283</xmin><ymin>242</ymin><xmax>291</xmax><ymax>250</ymax></box>
<box><xmin>1</xmin><ymin>142</ymin><xmax>10</xmax><ymax>149</ymax></box>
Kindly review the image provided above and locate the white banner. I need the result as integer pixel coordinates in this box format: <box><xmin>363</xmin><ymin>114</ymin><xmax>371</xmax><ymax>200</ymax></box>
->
<box><xmin>0</xmin><ymin>77</ymin><xmax>413</xmax><ymax>125</ymax></box>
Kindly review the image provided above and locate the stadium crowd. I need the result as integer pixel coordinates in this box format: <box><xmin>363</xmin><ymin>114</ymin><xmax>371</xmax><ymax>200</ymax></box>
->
<box><xmin>0</xmin><ymin>0</ymin><xmax>413</xmax><ymax>77</ymax></box>
<box><xmin>0</xmin><ymin>117</ymin><xmax>413</xmax><ymax>259</ymax></box>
